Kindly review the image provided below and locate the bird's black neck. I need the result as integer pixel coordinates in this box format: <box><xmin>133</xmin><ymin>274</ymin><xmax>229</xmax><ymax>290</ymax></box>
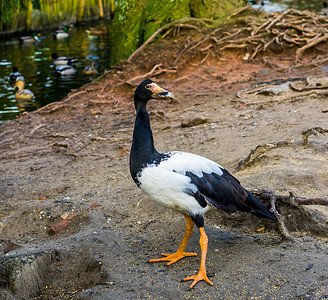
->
<box><xmin>130</xmin><ymin>104</ymin><xmax>160</xmax><ymax>184</ymax></box>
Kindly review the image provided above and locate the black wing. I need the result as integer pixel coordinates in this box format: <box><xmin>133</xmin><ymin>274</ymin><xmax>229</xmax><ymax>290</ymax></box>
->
<box><xmin>186</xmin><ymin>169</ymin><xmax>277</xmax><ymax>221</ymax></box>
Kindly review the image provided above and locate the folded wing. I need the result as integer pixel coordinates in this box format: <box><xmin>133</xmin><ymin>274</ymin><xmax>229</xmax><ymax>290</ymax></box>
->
<box><xmin>163</xmin><ymin>152</ymin><xmax>276</xmax><ymax>221</ymax></box>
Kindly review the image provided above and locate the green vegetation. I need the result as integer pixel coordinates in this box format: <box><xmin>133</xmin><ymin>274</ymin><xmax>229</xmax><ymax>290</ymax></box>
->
<box><xmin>0</xmin><ymin>0</ymin><xmax>113</xmax><ymax>34</ymax></box>
<box><xmin>110</xmin><ymin>0</ymin><xmax>246</xmax><ymax>65</ymax></box>
<box><xmin>0</xmin><ymin>0</ymin><xmax>246</xmax><ymax>66</ymax></box>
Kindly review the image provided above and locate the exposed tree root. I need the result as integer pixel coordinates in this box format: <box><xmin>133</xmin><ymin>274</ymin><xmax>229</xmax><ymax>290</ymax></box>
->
<box><xmin>127</xmin><ymin>18</ymin><xmax>217</xmax><ymax>63</ymax></box>
<box><xmin>251</xmin><ymin>188</ymin><xmax>328</xmax><ymax>208</ymax></box>
<box><xmin>38</xmin><ymin>91</ymin><xmax>87</xmax><ymax>114</ymax></box>
<box><xmin>174</xmin><ymin>8</ymin><xmax>328</xmax><ymax>67</ymax></box>
<box><xmin>236</xmin><ymin>126</ymin><xmax>327</xmax><ymax>172</ymax></box>
<box><xmin>250</xmin><ymin>188</ymin><xmax>328</xmax><ymax>240</ymax></box>
<box><xmin>235</xmin><ymin>140</ymin><xmax>292</xmax><ymax>172</ymax></box>
<box><xmin>296</xmin><ymin>33</ymin><xmax>328</xmax><ymax>61</ymax></box>
<box><xmin>236</xmin><ymin>128</ymin><xmax>328</xmax><ymax>240</ymax></box>
<box><xmin>122</xmin><ymin>6</ymin><xmax>328</xmax><ymax>72</ymax></box>
<box><xmin>126</xmin><ymin>63</ymin><xmax>177</xmax><ymax>85</ymax></box>
<box><xmin>302</xmin><ymin>126</ymin><xmax>328</xmax><ymax>145</ymax></box>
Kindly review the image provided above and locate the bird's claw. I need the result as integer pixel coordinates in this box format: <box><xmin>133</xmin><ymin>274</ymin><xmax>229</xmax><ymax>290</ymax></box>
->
<box><xmin>183</xmin><ymin>269</ymin><xmax>213</xmax><ymax>289</ymax></box>
<box><xmin>149</xmin><ymin>250</ymin><xmax>197</xmax><ymax>265</ymax></box>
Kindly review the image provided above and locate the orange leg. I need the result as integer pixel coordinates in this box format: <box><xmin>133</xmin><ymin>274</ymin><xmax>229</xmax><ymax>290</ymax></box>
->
<box><xmin>183</xmin><ymin>227</ymin><xmax>213</xmax><ymax>289</ymax></box>
<box><xmin>149</xmin><ymin>214</ymin><xmax>198</xmax><ymax>265</ymax></box>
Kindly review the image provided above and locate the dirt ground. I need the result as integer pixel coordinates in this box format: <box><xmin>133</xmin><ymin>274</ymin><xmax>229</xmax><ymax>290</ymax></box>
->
<box><xmin>1</xmin><ymin>16</ymin><xmax>328</xmax><ymax>299</ymax></box>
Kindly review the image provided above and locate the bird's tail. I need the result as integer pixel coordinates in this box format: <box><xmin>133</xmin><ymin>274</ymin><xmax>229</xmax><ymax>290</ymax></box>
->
<box><xmin>244</xmin><ymin>190</ymin><xmax>278</xmax><ymax>221</ymax></box>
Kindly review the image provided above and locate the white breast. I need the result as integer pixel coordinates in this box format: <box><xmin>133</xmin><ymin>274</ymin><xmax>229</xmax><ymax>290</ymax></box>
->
<box><xmin>138</xmin><ymin>152</ymin><xmax>214</xmax><ymax>215</ymax></box>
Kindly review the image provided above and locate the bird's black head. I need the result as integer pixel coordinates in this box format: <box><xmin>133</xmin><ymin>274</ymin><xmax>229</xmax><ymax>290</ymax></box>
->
<box><xmin>134</xmin><ymin>79</ymin><xmax>174</xmax><ymax>109</ymax></box>
<box><xmin>12</xmin><ymin>66</ymin><xmax>19</xmax><ymax>73</ymax></box>
<box><xmin>52</xmin><ymin>53</ymin><xmax>58</xmax><ymax>59</ymax></box>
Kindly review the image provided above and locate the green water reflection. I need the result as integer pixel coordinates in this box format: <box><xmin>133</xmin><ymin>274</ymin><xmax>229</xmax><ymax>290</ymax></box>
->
<box><xmin>0</xmin><ymin>21</ymin><xmax>111</xmax><ymax>123</ymax></box>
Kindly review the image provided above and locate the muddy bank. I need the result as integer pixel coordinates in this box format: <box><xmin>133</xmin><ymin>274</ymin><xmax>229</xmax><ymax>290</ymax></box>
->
<box><xmin>1</xmin><ymin>9</ymin><xmax>328</xmax><ymax>299</ymax></box>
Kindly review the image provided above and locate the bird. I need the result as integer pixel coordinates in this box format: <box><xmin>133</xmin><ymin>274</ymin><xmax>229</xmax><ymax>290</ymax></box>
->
<box><xmin>51</xmin><ymin>53</ymin><xmax>77</xmax><ymax>66</ymax></box>
<box><xmin>13</xmin><ymin>80</ymin><xmax>34</xmax><ymax>100</ymax></box>
<box><xmin>85</xmin><ymin>26</ymin><xmax>107</xmax><ymax>35</ymax></box>
<box><xmin>82</xmin><ymin>61</ymin><xmax>97</xmax><ymax>75</ymax></box>
<box><xmin>9</xmin><ymin>67</ymin><xmax>25</xmax><ymax>86</ymax></box>
<box><xmin>53</xmin><ymin>27</ymin><xmax>70</xmax><ymax>40</ymax></box>
<box><xmin>129</xmin><ymin>79</ymin><xmax>278</xmax><ymax>289</ymax></box>
<box><xmin>54</xmin><ymin>59</ymin><xmax>77</xmax><ymax>76</ymax></box>
<box><xmin>19</xmin><ymin>33</ymin><xmax>40</xmax><ymax>44</ymax></box>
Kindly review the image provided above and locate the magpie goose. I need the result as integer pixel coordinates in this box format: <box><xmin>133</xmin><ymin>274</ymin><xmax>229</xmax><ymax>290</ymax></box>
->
<box><xmin>129</xmin><ymin>79</ymin><xmax>278</xmax><ymax>289</ymax></box>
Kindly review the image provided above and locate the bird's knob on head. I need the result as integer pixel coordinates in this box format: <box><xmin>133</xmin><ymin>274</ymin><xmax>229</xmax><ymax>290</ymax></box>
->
<box><xmin>134</xmin><ymin>79</ymin><xmax>174</xmax><ymax>104</ymax></box>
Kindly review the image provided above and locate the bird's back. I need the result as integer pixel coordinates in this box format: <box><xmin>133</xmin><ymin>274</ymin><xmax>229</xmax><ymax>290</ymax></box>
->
<box><xmin>152</xmin><ymin>151</ymin><xmax>277</xmax><ymax>221</ymax></box>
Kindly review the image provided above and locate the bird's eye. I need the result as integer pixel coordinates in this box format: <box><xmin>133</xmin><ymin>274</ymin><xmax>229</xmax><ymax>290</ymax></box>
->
<box><xmin>145</xmin><ymin>84</ymin><xmax>151</xmax><ymax>89</ymax></box>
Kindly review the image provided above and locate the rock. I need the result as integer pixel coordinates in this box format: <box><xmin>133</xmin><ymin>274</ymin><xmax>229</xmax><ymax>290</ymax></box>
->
<box><xmin>302</xmin><ymin>205</ymin><xmax>328</xmax><ymax>236</ymax></box>
<box><xmin>1</xmin><ymin>241</ymin><xmax>23</xmax><ymax>254</ymax></box>
<box><xmin>0</xmin><ymin>249</ymin><xmax>58</xmax><ymax>299</ymax></box>
<box><xmin>181</xmin><ymin>116</ymin><xmax>208</xmax><ymax>128</ymax></box>
<box><xmin>76</xmin><ymin>289</ymin><xmax>94</xmax><ymax>300</ymax></box>
<box><xmin>257</xmin><ymin>82</ymin><xmax>291</xmax><ymax>95</ymax></box>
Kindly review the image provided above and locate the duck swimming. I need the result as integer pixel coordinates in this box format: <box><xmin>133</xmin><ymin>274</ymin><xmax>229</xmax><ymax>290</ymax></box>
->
<box><xmin>82</xmin><ymin>61</ymin><xmax>97</xmax><ymax>75</ymax></box>
<box><xmin>55</xmin><ymin>59</ymin><xmax>77</xmax><ymax>76</ymax></box>
<box><xmin>14</xmin><ymin>80</ymin><xmax>34</xmax><ymax>100</ymax></box>
<box><xmin>19</xmin><ymin>33</ymin><xmax>40</xmax><ymax>44</ymax></box>
<box><xmin>51</xmin><ymin>53</ymin><xmax>77</xmax><ymax>66</ymax></box>
<box><xmin>53</xmin><ymin>27</ymin><xmax>70</xmax><ymax>40</ymax></box>
<box><xmin>85</xmin><ymin>26</ymin><xmax>107</xmax><ymax>35</ymax></box>
<box><xmin>9</xmin><ymin>67</ymin><xmax>25</xmax><ymax>86</ymax></box>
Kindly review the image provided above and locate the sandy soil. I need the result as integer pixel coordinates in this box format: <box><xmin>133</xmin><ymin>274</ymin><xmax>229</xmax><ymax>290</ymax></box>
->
<box><xmin>1</xmin><ymin>23</ymin><xmax>328</xmax><ymax>299</ymax></box>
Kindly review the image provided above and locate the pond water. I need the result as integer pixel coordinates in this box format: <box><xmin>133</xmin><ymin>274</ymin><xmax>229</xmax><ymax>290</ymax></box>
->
<box><xmin>0</xmin><ymin>1</ymin><xmax>327</xmax><ymax>123</ymax></box>
<box><xmin>0</xmin><ymin>20</ymin><xmax>111</xmax><ymax>124</ymax></box>
<box><xmin>260</xmin><ymin>0</ymin><xmax>327</xmax><ymax>14</ymax></box>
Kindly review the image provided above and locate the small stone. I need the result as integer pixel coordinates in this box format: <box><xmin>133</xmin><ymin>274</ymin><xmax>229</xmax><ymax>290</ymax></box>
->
<box><xmin>181</xmin><ymin>116</ymin><xmax>208</xmax><ymax>128</ymax></box>
<box><xmin>62</xmin><ymin>196</ymin><xmax>71</xmax><ymax>201</ymax></box>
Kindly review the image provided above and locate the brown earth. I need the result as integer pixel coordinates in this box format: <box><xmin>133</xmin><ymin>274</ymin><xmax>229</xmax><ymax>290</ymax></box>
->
<box><xmin>1</xmin><ymin>19</ymin><xmax>328</xmax><ymax>299</ymax></box>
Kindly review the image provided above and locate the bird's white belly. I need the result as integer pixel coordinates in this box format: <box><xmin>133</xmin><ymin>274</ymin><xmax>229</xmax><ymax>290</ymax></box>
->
<box><xmin>138</xmin><ymin>165</ymin><xmax>209</xmax><ymax>215</ymax></box>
